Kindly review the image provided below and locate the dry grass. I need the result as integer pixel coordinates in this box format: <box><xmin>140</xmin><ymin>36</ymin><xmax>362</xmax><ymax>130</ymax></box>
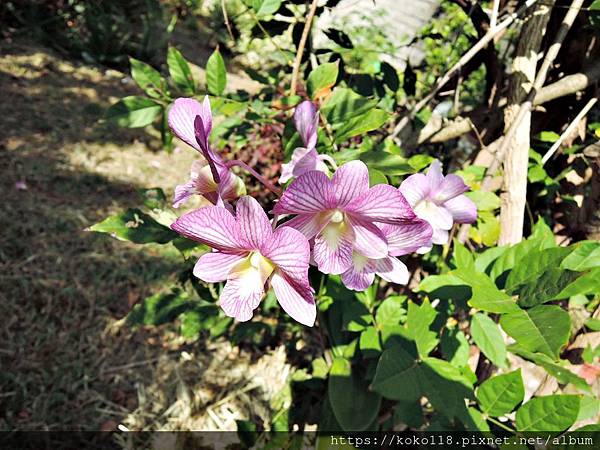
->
<box><xmin>0</xmin><ymin>38</ymin><xmax>290</xmax><ymax>432</ymax></box>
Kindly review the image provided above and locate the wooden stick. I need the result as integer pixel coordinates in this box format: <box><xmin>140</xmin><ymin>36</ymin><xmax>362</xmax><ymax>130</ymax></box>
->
<box><xmin>290</xmin><ymin>0</ymin><xmax>319</xmax><ymax>96</ymax></box>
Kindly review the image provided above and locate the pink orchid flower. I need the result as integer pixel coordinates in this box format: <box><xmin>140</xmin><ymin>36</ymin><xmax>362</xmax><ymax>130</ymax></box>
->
<box><xmin>279</xmin><ymin>101</ymin><xmax>333</xmax><ymax>184</ymax></box>
<box><xmin>168</xmin><ymin>97</ymin><xmax>245</xmax><ymax>207</ymax></box>
<box><xmin>171</xmin><ymin>196</ymin><xmax>316</xmax><ymax>326</ymax></box>
<box><xmin>274</xmin><ymin>160</ymin><xmax>416</xmax><ymax>275</ymax></box>
<box><xmin>342</xmin><ymin>220</ymin><xmax>433</xmax><ymax>291</ymax></box>
<box><xmin>399</xmin><ymin>160</ymin><xmax>477</xmax><ymax>249</ymax></box>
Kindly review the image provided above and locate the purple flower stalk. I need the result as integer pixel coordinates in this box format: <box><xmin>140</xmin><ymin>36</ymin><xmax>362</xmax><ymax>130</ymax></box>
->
<box><xmin>279</xmin><ymin>101</ymin><xmax>334</xmax><ymax>184</ymax></box>
<box><xmin>171</xmin><ymin>196</ymin><xmax>316</xmax><ymax>326</ymax></box>
<box><xmin>168</xmin><ymin>97</ymin><xmax>245</xmax><ymax>207</ymax></box>
<box><xmin>274</xmin><ymin>160</ymin><xmax>417</xmax><ymax>275</ymax></box>
<box><xmin>399</xmin><ymin>160</ymin><xmax>477</xmax><ymax>249</ymax></box>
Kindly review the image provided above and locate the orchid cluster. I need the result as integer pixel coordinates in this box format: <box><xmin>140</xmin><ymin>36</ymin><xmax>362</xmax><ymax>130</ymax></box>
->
<box><xmin>168</xmin><ymin>97</ymin><xmax>476</xmax><ymax>326</ymax></box>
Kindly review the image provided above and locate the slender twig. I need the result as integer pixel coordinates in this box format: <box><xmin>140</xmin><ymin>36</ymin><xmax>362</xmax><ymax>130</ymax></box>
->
<box><xmin>541</xmin><ymin>97</ymin><xmax>598</xmax><ymax>165</ymax></box>
<box><xmin>221</xmin><ymin>0</ymin><xmax>235</xmax><ymax>41</ymax></box>
<box><xmin>490</xmin><ymin>0</ymin><xmax>501</xmax><ymax>29</ymax></box>
<box><xmin>290</xmin><ymin>0</ymin><xmax>319</xmax><ymax>95</ymax></box>
<box><xmin>390</xmin><ymin>0</ymin><xmax>539</xmax><ymax>140</ymax></box>
<box><xmin>226</xmin><ymin>160</ymin><xmax>282</xmax><ymax>195</ymax></box>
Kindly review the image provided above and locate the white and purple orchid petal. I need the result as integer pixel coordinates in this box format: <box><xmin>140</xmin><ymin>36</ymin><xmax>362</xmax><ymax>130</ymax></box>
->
<box><xmin>171</xmin><ymin>206</ymin><xmax>243</xmax><ymax>251</ymax></box>
<box><xmin>219</xmin><ymin>277</ymin><xmax>264</xmax><ymax>322</ymax></box>
<box><xmin>271</xmin><ymin>272</ymin><xmax>316</xmax><ymax>326</ymax></box>
<box><xmin>332</xmin><ymin>160</ymin><xmax>370</xmax><ymax>207</ymax></box>
<box><xmin>444</xmin><ymin>194</ymin><xmax>477</xmax><ymax>224</ymax></box>
<box><xmin>341</xmin><ymin>264</ymin><xmax>376</xmax><ymax>291</ymax></box>
<box><xmin>193</xmin><ymin>251</ymin><xmax>247</xmax><ymax>283</ymax></box>
<box><xmin>346</xmin><ymin>215</ymin><xmax>388</xmax><ymax>259</ymax></box>
<box><xmin>345</xmin><ymin>184</ymin><xmax>415</xmax><ymax>223</ymax></box>
<box><xmin>399</xmin><ymin>173</ymin><xmax>430</xmax><ymax>208</ymax></box>
<box><xmin>282</xmin><ymin>211</ymin><xmax>333</xmax><ymax>239</ymax></box>
<box><xmin>427</xmin><ymin>159</ymin><xmax>444</xmax><ymax>191</ymax></box>
<box><xmin>273</xmin><ymin>170</ymin><xmax>335</xmax><ymax>215</ymax></box>
<box><xmin>194</xmin><ymin>116</ymin><xmax>220</xmax><ymax>184</ymax></box>
<box><xmin>413</xmin><ymin>200</ymin><xmax>453</xmax><ymax>230</ymax></box>
<box><xmin>219</xmin><ymin>170</ymin><xmax>246</xmax><ymax>201</ymax></box>
<box><xmin>435</xmin><ymin>174</ymin><xmax>469</xmax><ymax>203</ymax></box>
<box><xmin>374</xmin><ymin>257</ymin><xmax>409</xmax><ymax>285</ymax></box>
<box><xmin>167</xmin><ymin>97</ymin><xmax>211</xmax><ymax>151</ymax></box>
<box><xmin>280</xmin><ymin>147</ymin><xmax>327</xmax><ymax>184</ymax></box>
<box><xmin>294</xmin><ymin>100</ymin><xmax>319</xmax><ymax>149</ymax></box>
<box><xmin>236</xmin><ymin>196</ymin><xmax>273</xmax><ymax>249</ymax></box>
<box><xmin>380</xmin><ymin>219</ymin><xmax>433</xmax><ymax>256</ymax></box>
<box><xmin>173</xmin><ymin>180</ymin><xmax>196</xmax><ymax>208</ymax></box>
<box><xmin>431</xmin><ymin>227</ymin><xmax>450</xmax><ymax>245</ymax></box>
<box><xmin>313</xmin><ymin>222</ymin><xmax>355</xmax><ymax>274</ymax></box>
<box><xmin>263</xmin><ymin>226</ymin><xmax>310</xmax><ymax>282</ymax></box>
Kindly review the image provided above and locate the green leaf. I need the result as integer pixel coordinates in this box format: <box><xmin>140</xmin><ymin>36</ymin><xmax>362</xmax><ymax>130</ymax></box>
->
<box><xmin>555</xmin><ymin>268</ymin><xmax>600</xmax><ymax>298</ymax></box>
<box><xmin>129</xmin><ymin>57</ymin><xmax>167</xmax><ymax>98</ymax></box>
<box><xmin>105</xmin><ymin>96</ymin><xmax>162</xmax><ymax>128</ymax></box>
<box><xmin>470</xmin><ymin>313</ymin><xmax>507</xmax><ymax>368</ymax></box>
<box><xmin>126</xmin><ymin>288</ymin><xmax>196</xmax><ymax>327</ymax></box>
<box><xmin>465</xmin><ymin>191</ymin><xmax>500</xmax><ymax>211</ymax></box>
<box><xmin>452</xmin><ymin>239</ymin><xmax>475</xmax><ymax>270</ymax></box>
<box><xmin>418</xmin><ymin>273</ymin><xmax>471</xmax><ymax>304</ymax></box>
<box><xmin>321</xmin><ymin>88</ymin><xmax>378</xmax><ymax>125</ymax></box>
<box><xmin>372</xmin><ymin>345</ymin><xmax>422</xmax><ymax>401</ymax></box>
<box><xmin>441</xmin><ymin>328</ymin><xmax>470</xmax><ymax>367</ymax></box>
<box><xmin>499</xmin><ymin>305</ymin><xmax>570</xmax><ymax>359</ymax></box>
<box><xmin>475</xmin><ymin>246</ymin><xmax>508</xmax><ymax>274</ymax></box>
<box><xmin>393</xmin><ymin>401</ymin><xmax>423</xmax><ymax>428</ymax></box>
<box><xmin>307</xmin><ymin>62</ymin><xmax>339</xmax><ymax>99</ymax></box>
<box><xmin>561</xmin><ymin>241</ymin><xmax>600</xmax><ymax>271</ymax></box>
<box><xmin>206</xmin><ymin>49</ymin><xmax>227</xmax><ymax>96</ymax></box>
<box><xmin>359</xmin><ymin>326</ymin><xmax>382</xmax><ymax>358</ymax></box>
<box><xmin>167</xmin><ymin>47</ymin><xmax>195</xmax><ymax>95</ymax></box>
<box><xmin>359</xmin><ymin>150</ymin><xmax>412</xmax><ymax>176</ymax></box>
<box><xmin>577</xmin><ymin>396</ymin><xmax>600</xmax><ymax>422</ymax></box>
<box><xmin>453</xmin><ymin>269</ymin><xmax>520</xmax><ymax>313</ymax></box>
<box><xmin>375</xmin><ymin>295</ymin><xmax>406</xmax><ymax>327</ymax></box>
<box><xmin>476</xmin><ymin>370</ymin><xmax>524</xmax><ymax>417</ymax></box>
<box><xmin>250</xmin><ymin>0</ymin><xmax>282</xmax><ymax>17</ymax></box>
<box><xmin>515</xmin><ymin>395</ymin><xmax>581</xmax><ymax>432</ymax></box>
<box><xmin>407</xmin><ymin>300</ymin><xmax>438</xmax><ymax>357</ymax></box>
<box><xmin>334</xmin><ymin>109</ymin><xmax>390</xmax><ymax>143</ymax></box>
<box><xmin>328</xmin><ymin>358</ymin><xmax>381</xmax><ymax>431</ymax></box>
<box><xmin>342</xmin><ymin>301</ymin><xmax>372</xmax><ymax>332</ymax></box>
<box><xmin>89</xmin><ymin>208</ymin><xmax>178</xmax><ymax>244</ymax></box>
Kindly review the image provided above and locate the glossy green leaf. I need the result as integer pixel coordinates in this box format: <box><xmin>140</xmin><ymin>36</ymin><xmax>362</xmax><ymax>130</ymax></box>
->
<box><xmin>167</xmin><ymin>47</ymin><xmax>195</xmax><ymax>95</ymax></box>
<box><xmin>89</xmin><ymin>208</ymin><xmax>178</xmax><ymax>244</ymax></box>
<box><xmin>321</xmin><ymin>88</ymin><xmax>377</xmax><ymax>124</ymax></box>
<box><xmin>561</xmin><ymin>241</ymin><xmax>600</xmax><ymax>271</ymax></box>
<box><xmin>206</xmin><ymin>49</ymin><xmax>227</xmax><ymax>96</ymax></box>
<box><xmin>453</xmin><ymin>269</ymin><xmax>519</xmax><ymax>313</ymax></box>
<box><xmin>371</xmin><ymin>345</ymin><xmax>421</xmax><ymax>401</ymax></box>
<box><xmin>476</xmin><ymin>370</ymin><xmax>524</xmax><ymax>417</ymax></box>
<box><xmin>250</xmin><ymin>0</ymin><xmax>282</xmax><ymax>17</ymax></box>
<box><xmin>126</xmin><ymin>288</ymin><xmax>196</xmax><ymax>327</ymax></box>
<box><xmin>359</xmin><ymin>150</ymin><xmax>412</xmax><ymax>175</ymax></box>
<box><xmin>470</xmin><ymin>313</ymin><xmax>507</xmax><ymax>367</ymax></box>
<box><xmin>375</xmin><ymin>295</ymin><xmax>406</xmax><ymax>327</ymax></box>
<box><xmin>506</xmin><ymin>247</ymin><xmax>572</xmax><ymax>291</ymax></box>
<box><xmin>407</xmin><ymin>300</ymin><xmax>438</xmax><ymax>357</ymax></box>
<box><xmin>328</xmin><ymin>358</ymin><xmax>381</xmax><ymax>431</ymax></box>
<box><xmin>555</xmin><ymin>268</ymin><xmax>600</xmax><ymax>298</ymax></box>
<box><xmin>515</xmin><ymin>395</ymin><xmax>581</xmax><ymax>432</ymax></box>
<box><xmin>452</xmin><ymin>239</ymin><xmax>475</xmax><ymax>270</ymax></box>
<box><xmin>465</xmin><ymin>191</ymin><xmax>500</xmax><ymax>211</ymax></box>
<box><xmin>334</xmin><ymin>109</ymin><xmax>390</xmax><ymax>143</ymax></box>
<box><xmin>500</xmin><ymin>305</ymin><xmax>570</xmax><ymax>359</ymax></box>
<box><xmin>307</xmin><ymin>62</ymin><xmax>339</xmax><ymax>99</ymax></box>
<box><xmin>359</xmin><ymin>326</ymin><xmax>381</xmax><ymax>358</ymax></box>
<box><xmin>105</xmin><ymin>96</ymin><xmax>162</xmax><ymax>128</ymax></box>
<box><xmin>129</xmin><ymin>57</ymin><xmax>167</xmax><ymax>98</ymax></box>
<box><xmin>342</xmin><ymin>301</ymin><xmax>372</xmax><ymax>332</ymax></box>
<box><xmin>440</xmin><ymin>328</ymin><xmax>470</xmax><ymax>367</ymax></box>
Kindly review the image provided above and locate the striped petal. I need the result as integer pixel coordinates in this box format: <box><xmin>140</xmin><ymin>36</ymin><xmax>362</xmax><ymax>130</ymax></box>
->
<box><xmin>341</xmin><ymin>253</ymin><xmax>376</xmax><ymax>291</ymax></box>
<box><xmin>399</xmin><ymin>173</ymin><xmax>430</xmax><ymax>208</ymax></box>
<box><xmin>271</xmin><ymin>272</ymin><xmax>316</xmax><ymax>326</ymax></box>
<box><xmin>434</xmin><ymin>174</ymin><xmax>469</xmax><ymax>202</ymax></box>
<box><xmin>263</xmin><ymin>226</ymin><xmax>311</xmax><ymax>283</ymax></box>
<box><xmin>167</xmin><ymin>97</ymin><xmax>212</xmax><ymax>151</ymax></box>
<box><xmin>283</xmin><ymin>211</ymin><xmax>333</xmax><ymax>239</ymax></box>
<box><xmin>294</xmin><ymin>100</ymin><xmax>319</xmax><ymax>149</ymax></box>
<box><xmin>444</xmin><ymin>194</ymin><xmax>477</xmax><ymax>224</ymax></box>
<box><xmin>273</xmin><ymin>170</ymin><xmax>334</xmax><ymax>215</ymax></box>
<box><xmin>193</xmin><ymin>251</ymin><xmax>247</xmax><ymax>282</ymax></box>
<box><xmin>426</xmin><ymin>159</ymin><xmax>444</xmax><ymax>191</ymax></box>
<box><xmin>374</xmin><ymin>256</ymin><xmax>409</xmax><ymax>285</ymax></box>
<box><xmin>332</xmin><ymin>160</ymin><xmax>369</xmax><ymax>206</ymax></box>
<box><xmin>346</xmin><ymin>215</ymin><xmax>388</xmax><ymax>259</ymax></box>
<box><xmin>380</xmin><ymin>219</ymin><xmax>433</xmax><ymax>256</ymax></box>
<box><xmin>219</xmin><ymin>276</ymin><xmax>264</xmax><ymax>322</ymax></box>
<box><xmin>236</xmin><ymin>196</ymin><xmax>272</xmax><ymax>249</ymax></box>
<box><xmin>171</xmin><ymin>206</ymin><xmax>243</xmax><ymax>251</ymax></box>
<box><xmin>173</xmin><ymin>180</ymin><xmax>196</xmax><ymax>208</ymax></box>
<box><xmin>414</xmin><ymin>200</ymin><xmax>453</xmax><ymax>230</ymax></box>
<box><xmin>313</xmin><ymin>222</ymin><xmax>355</xmax><ymax>274</ymax></box>
<box><xmin>345</xmin><ymin>184</ymin><xmax>415</xmax><ymax>223</ymax></box>
<box><xmin>431</xmin><ymin>227</ymin><xmax>450</xmax><ymax>245</ymax></box>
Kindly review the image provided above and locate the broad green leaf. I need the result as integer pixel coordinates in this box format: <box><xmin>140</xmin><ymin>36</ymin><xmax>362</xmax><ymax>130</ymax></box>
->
<box><xmin>452</xmin><ymin>239</ymin><xmax>475</xmax><ymax>270</ymax></box>
<box><xmin>453</xmin><ymin>269</ymin><xmax>519</xmax><ymax>313</ymax></box>
<box><xmin>476</xmin><ymin>370</ymin><xmax>524</xmax><ymax>417</ymax></box>
<box><xmin>206</xmin><ymin>49</ymin><xmax>227</xmax><ymax>96</ymax></box>
<box><xmin>368</xmin><ymin>168</ymin><xmax>387</xmax><ymax>186</ymax></box>
<box><xmin>359</xmin><ymin>326</ymin><xmax>381</xmax><ymax>358</ymax></box>
<box><xmin>328</xmin><ymin>358</ymin><xmax>381</xmax><ymax>431</ymax></box>
<box><xmin>418</xmin><ymin>273</ymin><xmax>471</xmax><ymax>303</ymax></box>
<box><xmin>126</xmin><ymin>288</ymin><xmax>196</xmax><ymax>327</ymax></box>
<box><xmin>561</xmin><ymin>241</ymin><xmax>600</xmax><ymax>271</ymax></box>
<box><xmin>466</xmin><ymin>407</ymin><xmax>490</xmax><ymax>432</ymax></box>
<box><xmin>506</xmin><ymin>247</ymin><xmax>572</xmax><ymax>291</ymax></box>
<box><xmin>538</xmin><ymin>130</ymin><xmax>560</xmax><ymax>142</ymax></box>
<box><xmin>375</xmin><ymin>295</ymin><xmax>406</xmax><ymax>327</ymax></box>
<box><xmin>129</xmin><ymin>57</ymin><xmax>167</xmax><ymax>98</ymax></box>
<box><xmin>250</xmin><ymin>0</ymin><xmax>282</xmax><ymax>17</ymax></box>
<box><xmin>359</xmin><ymin>150</ymin><xmax>412</xmax><ymax>175</ymax></box>
<box><xmin>167</xmin><ymin>47</ymin><xmax>195</xmax><ymax>95</ymax></box>
<box><xmin>500</xmin><ymin>305</ymin><xmax>570</xmax><ymax>359</ymax></box>
<box><xmin>105</xmin><ymin>96</ymin><xmax>162</xmax><ymax>128</ymax></box>
<box><xmin>475</xmin><ymin>246</ymin><xmax>508</xmax><ymax>274</ymax></box>
<box><xmin>555</xmin><ymin>268</ymin><xmax>600</xmax><ymax>298</ymax></box>
<box><xmin>470</xmin><ymin>313</ymin><xmax>507</xmax><ymax>367</ymax></box>
<box><xmin>307</xmin><ymin>62</ymin><xmax>339</xmax><ymax>100</ymax></box>
<box><xmin>335</xmin><ymin>109</ymin><xmax>390</xmax><ymax>143</ymax></box>
<box><xmin>393</xmin><ymin>401</ymin><xmax>423</xmax><ymax>428</ymax></box>
<box><xmin>515</xmin><ymin>395</ymin><xmax>581</xmax><ymax>432</ymax></box>
<box><xmin>465</xmin><ymin>191</ymin><xmax>500</xmax><ymax>211</ymax></box>
<box><xmin>577</xmin><ymin>396</ymin><xmax>600</xmax><ymax>422</ymax></box>
<box><xmin>89</xmin><ymin>208</ymin><xmax>178</xmax><ymax>244</ymax></box>
<box><xmin>371</xmin><ymin>345</ymin><xmax>421</xmax><ymax>401</ymax></box>
<box><xmin>342</xmin><ymin>301</ymin><xmax>372</xmax><ymax>332</ymax></box>
<box><xmin>321</xmin><ymin>88</ymin><xmax>377</xmax><ymax>125</ymax></box>
<box><xmin>440</xmin><ymin>328</ymin><xmax>470</xmax><ymax>367</ymax></box>
<box><xmin>407</xmin><ymin>300</ymin><xmax>438</xmax><ymax>357</ymax></box>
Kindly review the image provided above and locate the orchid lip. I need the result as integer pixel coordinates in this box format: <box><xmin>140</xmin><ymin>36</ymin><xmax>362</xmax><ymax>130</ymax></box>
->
<box><xmin>330</xmin><ymin>210</ymin><xmax>344</xmax><ymax>223</ymax></box>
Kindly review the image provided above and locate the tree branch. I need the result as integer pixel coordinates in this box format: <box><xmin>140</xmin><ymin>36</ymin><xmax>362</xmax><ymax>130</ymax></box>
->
<box><xmin>290</xmin><ymin>0</ymin><xmax>319</xmax><ymax>96</ymax></box>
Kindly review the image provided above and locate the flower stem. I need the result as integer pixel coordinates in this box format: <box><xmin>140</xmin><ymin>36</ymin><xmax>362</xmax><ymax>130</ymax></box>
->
<box><xmin>226</xmin><ymin>159</ymin><xmax>282</xmax><ymax>196</ymax></box>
